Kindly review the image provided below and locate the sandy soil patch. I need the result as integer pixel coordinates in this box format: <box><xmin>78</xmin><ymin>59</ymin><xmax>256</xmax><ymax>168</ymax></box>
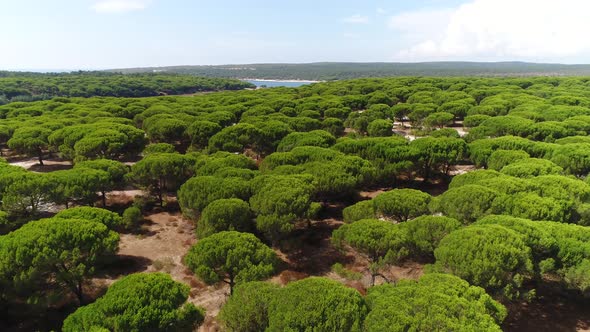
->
<box><xmin>8</xmin><ymin>157</ymin><xmax>72</xmax><ymax>172</ymax></box>
<box><xmin>106</xmin><ymin>189</ymin><xmax>144</xmax><ymax>206</ymax></box>
<box><xmin>359</xmin><ymin>188</ymin><xmax>388</xmax><ymax>199</ymax></box>
<box><xmin>449</xmin><ymin>164</ymin><xmax>478</xmax><ymax>176</ymax></box>
<box><xmin>107</xmin><ymin>211</ymin><xmax>228</xmax><ymax>331</ymax></box>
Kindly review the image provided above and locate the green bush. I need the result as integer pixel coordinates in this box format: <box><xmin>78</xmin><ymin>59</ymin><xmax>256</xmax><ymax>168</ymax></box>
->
<box><xmin>122</xmin><ymin>206</ymin><xmax>143</xmax><ymax>229</ymax></box>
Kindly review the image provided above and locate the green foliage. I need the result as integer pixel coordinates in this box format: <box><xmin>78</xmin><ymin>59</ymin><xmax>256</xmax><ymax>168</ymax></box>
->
<box><xmin>364</xmin><ymin>273</ymin><xmax>506</xmax><ymax>332</ymax></box>
<box><xmin>367</xmin><ymin>119</ymin><xmax>393</xmax><ymax>137</ymax></box>
<box><xmin>563</xmin><ymin>259</ymin><xmax>590</xmax><ymax>293</ymax></box>
<box><xmin>122</xmin><ymin>206</ymin><xmax>143</xmax><ymax>229</ymax></box>
<box><xmin>129</xmin><ymin>152</ymin><xmax>195</xmax><ymax>205</ymax></box>
<box><xmin>373</xmin><ymin>189</ymin><xmax>431</xmax><ymax>222</ymax></box>
<box><xmin>0</xmin><ymin>72</ymin><xmax>252</xmax><ymax>100</ymax></box>
<box><xmin>195</xmin><ymin>151</ymin><xmax>257</xmax><ymax>175</ymax></box>
<box><xmin>463</xmin><ymin>114</ymin><xmax>492</xmax><ymax>128</ymax></box>
<box><xmin>500</xmin><ymin>158</ymin><xmax>563</xmax><ymax>178</ymax></box>
<box><xmin>74</xmin><ymin>159</ymin><xmax>128</xmax><ymax>184</ymax></box>
<box><xmin>430</xmin><ymin>128</ymin><xmax>460</xmax><ymax>138</ymax></box>
<box><xmin>143</xmin><ymin>143</ymin><xmax>176</xmax><ymax>154</ymax></box>
<box><xmin>261</xmin><ymin>146</ymin><xmax>374</xmax><ymax>199</ymax></box>
<box><xmin>55</xmin><ymin>207</ymin><xmax>123</xmax><ymax>230</ymax></box>
<box><xmin>434</xmin><ymin>185</ymin><xmax>500</xmax><ymax>223</ymax></box>
<box><xmin>488</xmin><ymin>149</ymin><xmax>530</xmax><ymax>171</ymax></box>
<box><xmin>178</xmin><ymin>176</ymin><xmax>251</xmax><ymax>219</ymax></box>
<box><xmin>0</xmin><ymin>217</ymin><xmax>119</xmax><ymax>303</ymax></box>
<box><xmin>196</xmin><ymin>198</ymin><xmax>253</xmax><ymax>238</ymax></box>
<box><xmin>7</xmin><ymin>126</ymin><xmax>52</xmax><ymax>164</ymax></box>
<box><xmin>208</xmin><ymin>123</ymin><xmax>260</xmax><ymax>153</ymax></box>
<box><xmin>186</xmin><ymin>120</ymin><xmax>221</xmax><ymax>148</ymax></box>
<box><xmin>492</xmin><ymin>192</ymin><xmax>571</xmax><ymax>221</ymax></box>
<box><xmin>276</xmin><ymin>130</ymin><xmax>335</xmax><ymax>152</ymax></box>
<box><xmin>410</xmin><ymin>137</ymin><xmax>467</xmax><ymax>179</ymax></box>
<box><xmin>62</xmin><ymin>273</ymin><xmax>204</xmax><ymax>332</ymax></box>
<box><xmin>1</xmin><ymin>172</ymin><xmax>54</xmax><ymax>216</ymax></box>
<box><xmin>332</xmin><ymin>219</ymin><xmax>405</xmax><ymax>262</ymax></box>
<box><xmin>321</xmin><ymin>117</ymin><xmax>345</xmax><ymax>136</ymax></box>
<box><xmin>551</xmin><ymin>143</ymin><xmax>590</xmax><ymax>176</ymax></box>
<box><xmin>433</xmin><ymin>224</ymin><xmax>534</xmax><ymax>296</ymax></box>
<box><xmin>74</xmin><ymin>158</ymin><xmax>128</xmax><ymax>206</ymax></box>
<box><xmin>267</xmin><ymin>277</ymin><xmax>368</xmax><ymax>332</ymax></box>
<box><xmin>143</xmin><ymin>115</ymin><xmax>188</xmax><ymax>143</ymax></box>
<box><xmin>50</xmin><ymin>123</ymin><xmax>147</xmax><ymax>161</ymax></box>
<box><xmin>219</xmin><ymin>281</ymin><xmax>279</xmax><ymax>332</ymax></box>
<box><xmin>398</xmin><ymin>216</ymin><xmax>462</xmax><ymax>258</ymax></box>
<box><xmin>342</xmin><ymin>200</ymin><xmax>376</xmax><ymax>223</ymax></box>
<box><xmin>0</xmin><ymin>210</ymin><xmax>8</xmax><ymax>226</ymax></box>
<box><xmin>331</xmin><ymin>263</ymin><xmax>363</xmax><ymax>280</ymax></box>
<box><xmin>249</xmin><ymin>175</ymin><xmax>315</xmax><ymax>241</ymax></box>
<box><xmin>475</xmin><ymin>215</ymin><xmax>557</xmax><ymax>265</ymax></box>
<box><xmin>7</xmin><ymin>76</ymin><xmax>590</xmax><ymax>322</ymax></box>
<box><xmin>50</xmin><ymin>168</ymin><xmax>111</xmax><ymax>206</ymax></box>
<box><xmin>476</xmin><ymin>215</ymin><xmax>590</xmax><ymax>292</ymax></box>
<box><xmin>184</xmin><ymin>231</ymin><xmax>278</xmax><ymax>293</ymax></box>
<box><xmin>424</xmin><ymin>111</ymin><xmax>454</xmax><ymax>128</ymax></box>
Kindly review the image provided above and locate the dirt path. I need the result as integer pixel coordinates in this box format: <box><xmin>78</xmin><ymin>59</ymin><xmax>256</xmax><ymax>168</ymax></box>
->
<box><xmin>8</xmin><ymin>157</ymin><xmax>72</xmax><ymax>172</ymax></box>
<box><xmin>111</xmin><ymin>212</ymin><xmax>229</xmax><ymax>331</ymax></box>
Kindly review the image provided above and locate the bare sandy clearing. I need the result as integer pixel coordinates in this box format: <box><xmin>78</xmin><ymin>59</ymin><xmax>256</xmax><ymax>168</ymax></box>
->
<box><xmin>113</xmin><ymin>211</ymin><xmax>228</xmax><ymax>331</ymax></box>
<box><xmin>8</xmin><ymin>157</ymin><xmax>72</xmax><ymax>172</ymax></box>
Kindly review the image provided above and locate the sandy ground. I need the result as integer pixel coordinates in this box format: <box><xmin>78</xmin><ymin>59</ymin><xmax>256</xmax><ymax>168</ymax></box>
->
<box><xmin>449</xmin><ymin>164</ymin><xmax>478</xmax><ymax>176</ymax></box>
<box><xmin>359</xmin><ymin>188</ymin><xmax>388</xmax><ymax>199</ymax></box>
<box><xmin>106</xmin><ymin>211</ymin><xmax>229</xmax><ymax>331</ymax></box>
<box><xmin>98</xmin><ymin>209</ymin><xmax>426</xmax><ymax>332</ymax></box>
<box><xmin>105</xmin><ymin>189</ymin><xmax>144</xmax><ymax>205</ymax></box>
<box><xmin>8</xmin><ymin>157</ymin><xmax>72</xmax><ymax>172</ymax></box>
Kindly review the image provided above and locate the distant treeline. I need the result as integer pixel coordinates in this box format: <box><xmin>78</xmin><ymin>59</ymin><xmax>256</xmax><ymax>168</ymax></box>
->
<box><xmin>0</xmin><ymin>72</ymin><xmax>254</xmax><ymax>103</ymax></box>
<box><xmin>108</xmin><ymin>62</ymin><xmax>590</xmax><ymax>81</ymax></box>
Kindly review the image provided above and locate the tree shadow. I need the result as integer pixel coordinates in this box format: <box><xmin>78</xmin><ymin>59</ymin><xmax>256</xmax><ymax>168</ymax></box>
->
<box><xmin>278</xmin><ymin>220</ymin><xmax>352</xmax><ymax>275</ymax></box>
<box><xmin>95</xmin><ymin>255</ymin><xmax>153</xmax><ymax>279</ymax></box>
<box><xmin>503</xmin><ymin>281</ymin><xmax>590</xmax><ymax>332</ymax></box>
<box><xmin>28</xmin><ymin>163</ymin><xmax>73</xmax><ymax>173</ymax></box>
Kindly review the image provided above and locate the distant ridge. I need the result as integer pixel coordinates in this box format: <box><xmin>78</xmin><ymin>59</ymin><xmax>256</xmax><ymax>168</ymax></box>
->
<box><xmin>106</xmin><ymin>61</ymin><xmax>590</xmax><ymax>80</ymax></box>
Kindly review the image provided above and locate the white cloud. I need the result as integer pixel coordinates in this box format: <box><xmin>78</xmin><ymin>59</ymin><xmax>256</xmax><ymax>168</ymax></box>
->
<box><xmin>389</xmin><ymin>0</ymin><xmax>590</xmax><ymax>62</ymax></box>
<box><xmin>91</xmin><ymin>0</ymin><xmax>151</xmax><ymax>14</ymax></box>
<box><xmin>377</xmin><ymin>8</ymin><xmax>387</xmax><ymax>15</ymax></box>
<box><xmin>343</xmin><ymin>14</ymin><xmax>369</xmax><ymax>24</ymax></box>
<box><xmin>388</xmin><ymin>8</ymin><xmax>453</xmax><ymax>43</ymax></box>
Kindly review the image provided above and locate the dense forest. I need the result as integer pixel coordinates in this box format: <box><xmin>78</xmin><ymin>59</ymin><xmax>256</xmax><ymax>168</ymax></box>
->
<box><xmin>0</xmin><ymin>72</ymin><xmax>254</xmax><ymax>103</ymax></box>
<box><xmin>110</xmin><ymin>62</ymin><xmax>590</xmax><ymax>80</ymax></box>
<box><xmin>1</xmin><ymin>76</ymin><xmax>590</xmax><ymax>331</ymax></box>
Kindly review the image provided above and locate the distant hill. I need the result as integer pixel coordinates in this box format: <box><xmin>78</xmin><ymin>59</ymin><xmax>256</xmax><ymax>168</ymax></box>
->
<box><xmin>0</xmin><ymin>71</ymin><xmax>253</xmax><ymax>102</ymax></box>
<box><xmin>106</xmin><ymin>62</ymin><xmax>590</xmax><ymax>80</ymax></box>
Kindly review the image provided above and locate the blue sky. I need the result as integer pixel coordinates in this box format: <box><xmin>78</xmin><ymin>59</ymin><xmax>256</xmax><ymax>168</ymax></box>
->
<box><xmin>1</xmin><ymin>0</ymin><xmax>589</xmax><ymax>70</ymax></box>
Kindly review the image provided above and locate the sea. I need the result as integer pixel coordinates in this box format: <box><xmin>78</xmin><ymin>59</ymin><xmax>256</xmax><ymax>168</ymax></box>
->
<box><xmin>244</xmin><ymin>80</ymin><xmax>317</xmax><ymax>88</ymax></box>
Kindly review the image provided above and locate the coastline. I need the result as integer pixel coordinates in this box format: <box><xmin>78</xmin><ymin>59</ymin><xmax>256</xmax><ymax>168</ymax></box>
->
<box><xmin>241</xmin><ymin>78</ymin><xmax>323</xmax><ymax>83</ymax></box>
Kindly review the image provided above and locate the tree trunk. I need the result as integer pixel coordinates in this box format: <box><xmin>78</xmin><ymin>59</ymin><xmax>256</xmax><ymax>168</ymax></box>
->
<box><xmin>30</xmin><ymin>197</ymin><xmax>37</xmax><ymax>215</ymax></box>
<box><xmin>225</xmin><ymin>274</ymin><xmax>235</xmax><ymax>295</ymax></box>
<box><xmin>423</xmin><ymin>165</ymin><xmax>430</xmax><ymax>182</ymax></box>
<box><xmin>73</xmin><ymin>280</ymin><xmax>84</xmax><ymax>305</ymax></box>
<box><xmin>38</xmin><ymin>153</ymin><xmax>44</xmax><ymax>166</ymax></box>
<box><xmin>158</xmin><ymin>177</ymin><xmax>165</xmax><ymax>206</ymax></box>
<box><xmin>101</xmin><ymin>191</ymin><xmax>107</xmax><ymax>207</ymax></box>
